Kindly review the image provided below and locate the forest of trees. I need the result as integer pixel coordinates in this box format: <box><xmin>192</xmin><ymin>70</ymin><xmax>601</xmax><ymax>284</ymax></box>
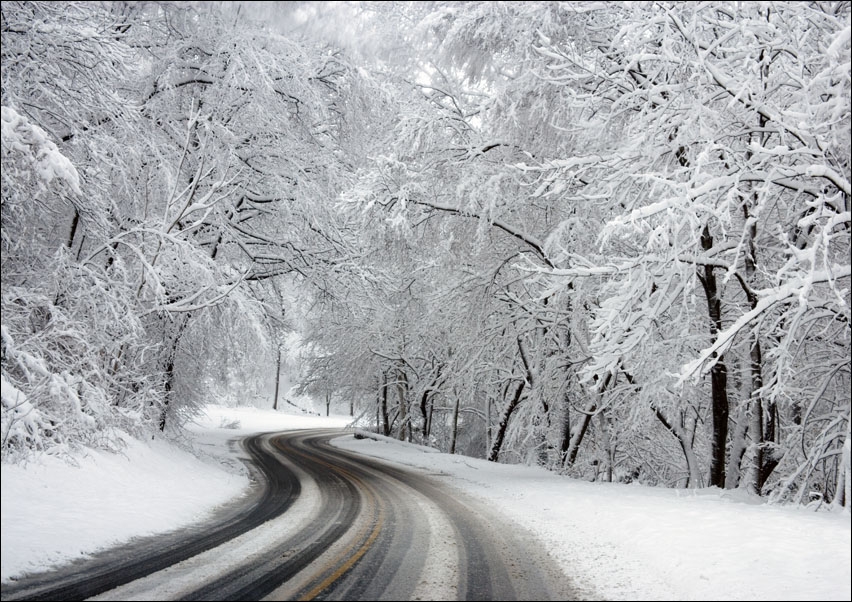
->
<box><xmin>2</xmin><ymin>1</ymin><xmax>849</xmax><ymax>508</ymax></box>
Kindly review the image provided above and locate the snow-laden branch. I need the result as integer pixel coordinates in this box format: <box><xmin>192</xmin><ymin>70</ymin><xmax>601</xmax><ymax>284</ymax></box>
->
<box><xmin>82</xmin><ymin>235</ymin><xmax>167</xmax><ymax>298</ymax></box>
<box><xmin>140</xmin><ymin>273</ymin><xmax>247</xmax><ymax>317</ymax></box>
<box><xmin>409</xmin><ymin>197</ymin><xmax>555</xmax><ymax>268</ymax></box>
<box><xmin>679</xmin><ymin>264</ymin><xmax>852</xmax><ymax>382</ymax></box>
<box><xmin>1</xmin><ymin>106</ymin><xmax>82</xmax><ymax>194</ymax></box>
<box><xmin>82</xmin><ymin>227</ymin><xmax>203</xmax><ymax>265</ymax></box>
<box><xmin>801</xmin><ymin>165</ymin><xmax>851</xmax><ymax>197</ymax></box>
<box><xmin>521</xmin><ymin>243</ymin><xmax>736</xmax><ymax>278</ymax></box>
<box><xmin>605</xmin><ymin>174</ymin><xmax>739</xmax><ymax>227</ymax></box>
<box><xmin>666</xmin><ymin>7</ymin><xmax>832</xmax><ymax>155</ymax></box>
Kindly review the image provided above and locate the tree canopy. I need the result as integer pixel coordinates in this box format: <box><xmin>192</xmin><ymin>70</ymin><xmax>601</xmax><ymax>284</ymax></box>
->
<box><xmin>2</xmin><ymin>1</ymin><xmax>849</xmax><ymax>509</ymax></box>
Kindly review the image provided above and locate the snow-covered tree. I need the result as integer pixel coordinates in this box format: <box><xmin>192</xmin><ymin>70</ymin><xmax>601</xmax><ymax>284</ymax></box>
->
<box><xmin>2</xmin><ymin>1</ymin><xmax>368</xmax><ymax>456</ymax></box>
<box><xmin>303</xmin><ymin>1</ymin><xmax>850</xmax><ymax>506</ymax></box>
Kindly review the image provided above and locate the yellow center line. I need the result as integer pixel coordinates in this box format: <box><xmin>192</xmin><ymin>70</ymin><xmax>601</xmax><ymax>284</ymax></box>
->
<box><xmin>272</xmin><ymin>435</ymin><xmax>386</xmax><ymax>602</ymax></box>
<box><xmin>298</xmin><ymin>506</ymin><xmax>384</xmax><ymax>601</ymax></box>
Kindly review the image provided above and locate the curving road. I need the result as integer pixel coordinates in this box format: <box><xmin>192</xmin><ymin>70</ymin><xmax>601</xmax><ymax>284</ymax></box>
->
<box><xmin>1</xmin><ymin>430</ymin><xmax>582</xmax><ymax>601</ymax></box>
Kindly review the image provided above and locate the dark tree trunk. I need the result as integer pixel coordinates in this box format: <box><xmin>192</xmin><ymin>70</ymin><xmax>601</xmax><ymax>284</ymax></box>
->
<box><xmin>396</xmin><ymin>368</ymin><xmax>409</xmax><ymax>441</ymax></box>
<box><xmin>158</xmin><ymin>356</ymin><xmax>174</xmax><ymax>431</ymax></box>
<box><xmin>564</xmin><ymin>372</ymin><xmax>613</xmax><ymax>467</ymax></box>
<box><xmin>158</xmin><ymin>315</ymin><xmax>189</xmax><ymax>431</ymax></box>
<box><xmin>426</xmin><ymin>396</ymin><xmax>435</xmax><ymax>439</ymax></box>
<box><xmin>419</xmin><ymin>389</ymin><xmax>430</xmax><ymax>441</ymax></box>
<box><xmin>449</xmin><ymin>396</ymin><xmax>460</xmax><ymax>454</ymax></box>
<box><xmin>565</xmin><ymin>403</ymin><xmax>595</xmax><ymax>467</ymax></box>
<box><xmin>273</xmin><ymin>347</ymin><xmax>282</xmax><ymax>410</ymax></box>
<box><xmin>380</xmin><ymin>371</ymin><xmax>390</xmax><ymax>437</ymax></box>
<box><xmin>559</xmin><ymin>391</ymin><xmax>572</xmax><ymax>460</ymax></box>
<box><xmin>487</xmin><ymin>380</ymin><xmax>526</xmax><ymax>462</ymax></box>
<box><xmin>699</xmin><ymin>225</ymin><xmax>729</xmax><ymax>488</ymax></box>
<box><xmin>67</xmin><ymin>208</ymin><xmax>80</xmax><ymax>250</ymax></box>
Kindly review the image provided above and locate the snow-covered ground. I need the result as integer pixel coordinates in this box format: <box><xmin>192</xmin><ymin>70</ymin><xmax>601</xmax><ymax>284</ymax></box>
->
<box><xmin>2</xmin><ymin>405</ymin><xmax>850</xmax><ymax>601</ymax></box>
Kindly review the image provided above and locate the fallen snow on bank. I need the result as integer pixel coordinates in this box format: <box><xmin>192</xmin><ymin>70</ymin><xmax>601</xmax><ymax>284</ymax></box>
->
<box><xmin>333</xmin><ymin>431</ymin><xmax>852</xmax><ymax>602</ymax></box>
<box><xmin>0</xmin><ymin>405</ymin><xmax>350</xmax><ymax>582</ymax></box>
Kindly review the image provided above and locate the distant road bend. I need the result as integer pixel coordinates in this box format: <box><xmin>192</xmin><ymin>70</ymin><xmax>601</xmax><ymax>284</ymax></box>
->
<box><xmin>1</xmin><ymin>429</ymin><xmax>581</xmax><ymax>601</ymax></box>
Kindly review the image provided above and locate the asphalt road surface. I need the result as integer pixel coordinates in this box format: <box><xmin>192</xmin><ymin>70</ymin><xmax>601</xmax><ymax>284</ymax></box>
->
<box><xmin>1</xmin><ymin>429</ymin><xmax>583</xmax><ymax>601</ymax></box>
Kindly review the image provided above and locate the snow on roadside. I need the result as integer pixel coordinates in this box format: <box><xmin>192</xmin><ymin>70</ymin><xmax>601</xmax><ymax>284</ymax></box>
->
<box><xmin>1</xmin><ymin>431</ymin><xmax>244</xmax><ymax>582</ymax></box>
<box><xmin>0</xmin><ymin>405</ymin><xmax>350</xmax><ymax>583</ymax></box>
<box><xmin>333</xmin><ymin>431</ymin><xmax>852</xmax><ymax>602</ymax></box>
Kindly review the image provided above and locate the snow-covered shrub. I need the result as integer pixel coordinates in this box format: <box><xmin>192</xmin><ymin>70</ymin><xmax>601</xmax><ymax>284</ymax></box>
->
<box><xmin>1</xmin><ymin>255</ymin><xmax>165</xmax><ymax>461</ymax></box>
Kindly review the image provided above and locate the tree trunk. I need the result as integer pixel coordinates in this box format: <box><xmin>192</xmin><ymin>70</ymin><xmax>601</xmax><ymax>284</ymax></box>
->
<box><xmin>380</xmin><ymin>371</ymin><xmax>390</xmax><ymax>436</ymax></box>
<box><xmin>743</xmin><ymin>51</ymin><xmax>778</xmax><ymax>493</ymax></box>
<box><xmin>67</xmin><ymin>208</ymin><xmax>80</xmax><ymax>250</ymax></box>
<box><xmin>564</xmin><ymin>405</ymin><xmax>593</xmax><ymax>468</ymax></box>
<box><xmin>419</xmin><ymin>389</ymin><xmax>430</xmax><ymax>442</ymax></box>
<box><xmin>597</xmin><ymin>411</ymin><xmax>614</xmax><ymax>482</ymax></box>
<box><xmin>564</xmin><ymin>372</ymin><xmax>613</xmax><ymax>467</ymax></box>
<box><xmin>272</xmin><ymin>347</ymin><xmax>282</xmax><ymax>410</ymax></box>
<box><xmin>832</xmin><ymin>419</ymin><xmax>850</xmax><ymax>510</ymax></box>
<box><xmin>159</xmin><ymin>355</ymin><xmax>175</xmax><ymax>432</ymax></box>
<box><xmin>488</xmin><ymin>380</ymin><xmax>525</xmax><ymax>462</ymax></box>
<box><xmin>700</xmin><ymin>225</ymin><xmax>729</xmax><ymax>488</ymax></box>
<box><xmin>738</xmin><ymin>199</ymin><xmax>780</xmax><ymax>493</ymax></box>
<box><xmin>485</xmin><ymin>395</ymin><xmax>492</xmax><ymax>455</ymax></box>
<box><xmin>725</xmin><ymin>403</ymin><xmax>749</xmax><ymax>489</ymax></box>
<box><xmin>449</xmin><ymin>395</ymin><xmax>460</xmax><ymax>454</ymax></box>
<box><xmin>157</xmin><ymin>314</ymin><xmax>189</xmax><ymax>431</ymax></box>
<box><xmin>396</xmin><ymin>368</ymin><xmax>409</xmax><ymax>441</ymax></box>
<box><xmin>654</xmin><ymin>406</ymin><xmax>703</xmax><ymax>488</ymax></box>
<box><xmin>559</xmin><ymin>390</ymin><xmax>571</xmax><ymax>460</ymax></box>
